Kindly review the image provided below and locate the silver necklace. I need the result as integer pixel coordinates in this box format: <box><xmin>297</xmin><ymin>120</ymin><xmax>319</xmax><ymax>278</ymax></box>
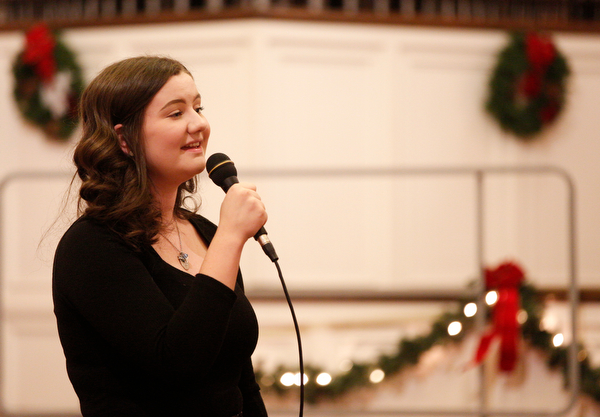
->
<box><xmin>159</xmin><ymin>221</ymin><xmax>190</xmax><ymax>271</ymax></box>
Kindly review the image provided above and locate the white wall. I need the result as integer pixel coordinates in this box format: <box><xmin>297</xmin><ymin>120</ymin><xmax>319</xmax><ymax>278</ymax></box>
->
<box><xmin>0</xmin><ymin>19</ymin><xmax>599</xmax><ymax>415</ymax></box>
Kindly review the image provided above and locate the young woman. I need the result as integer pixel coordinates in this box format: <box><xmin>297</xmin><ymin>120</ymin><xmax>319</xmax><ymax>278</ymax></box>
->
<box><xmin>53</xmin><ymin>56</ymin><xmax>269</xmax><ymax>417</ymax></box>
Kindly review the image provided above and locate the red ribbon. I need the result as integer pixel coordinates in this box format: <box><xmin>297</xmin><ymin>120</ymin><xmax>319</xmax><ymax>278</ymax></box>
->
<box><xmin>473</xmin><ymin>262</ymin><xmax>524</xmax><ymax>372</ymax></box>
<box><xmin>516</xmin><ymin>32</ymin><xmax>561</xmax><ymax>124</ymax></box>
<box><xmin>22</xmin><ymin>23</ymin><xmax>56</xmax><ymax>83</ymax></box>
<box><xmin>526</xmin><ymin>32</ymin><xmax>556</xmax><ymax>72</ymax></box>
<box><xmin>517</xmin><ymin>33</ymin><xmax>556</xmax><ymax>99</ymax></box>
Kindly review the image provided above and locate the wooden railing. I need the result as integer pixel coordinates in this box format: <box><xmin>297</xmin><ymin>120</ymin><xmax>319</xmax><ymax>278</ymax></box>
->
<box><xmin>1</xmin><ymin>0</ymin><xmax>600</xmax><ymax>32</ymax></box>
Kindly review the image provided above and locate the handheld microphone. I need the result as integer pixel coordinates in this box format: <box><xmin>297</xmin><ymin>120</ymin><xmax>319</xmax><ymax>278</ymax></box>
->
<box><xmin>207</xmin><ymin>154</ymin><xmax>304</xmax><ymax>416</ymax></box>
<box><xmin>206</xmin><ymin>153</ymin><xmax>279</xmax><ymax>262</ymax></box>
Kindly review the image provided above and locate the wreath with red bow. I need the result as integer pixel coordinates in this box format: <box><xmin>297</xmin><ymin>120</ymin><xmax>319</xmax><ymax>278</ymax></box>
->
<box><xmin>12</xmin><ymin>23</ymin><xmax>84</xmax><ymax>141</ymax></box>
<box><xmin>486</xmin><ymin>31</ymin><xmax>570</xmax><ymax>139</ymax></box>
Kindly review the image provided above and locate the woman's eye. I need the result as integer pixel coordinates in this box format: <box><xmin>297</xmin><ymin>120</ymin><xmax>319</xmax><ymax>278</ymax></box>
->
<box><xmin>195</xmin><ymin>106</ymin><xmax>204</xmax><ymax>114</ymax></box>
<box><xmin>169</xmin><ymin>111</ymin><xmax>183</xmax><ymax>118</ymax></box>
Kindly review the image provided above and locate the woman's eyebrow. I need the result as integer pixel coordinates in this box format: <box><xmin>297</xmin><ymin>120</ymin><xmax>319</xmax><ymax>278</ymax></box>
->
<box><xmin>160</xmin><ymin>94</ymin><xmax>201</xmax><ymax>111</ymax></box>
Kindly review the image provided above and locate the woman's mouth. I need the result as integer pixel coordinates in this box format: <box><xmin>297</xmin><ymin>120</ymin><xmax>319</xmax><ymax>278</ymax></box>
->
<box><xmin>182</xmin><ymin>142</ymin><xmax>201</xmax><ymax>150</ymax></box>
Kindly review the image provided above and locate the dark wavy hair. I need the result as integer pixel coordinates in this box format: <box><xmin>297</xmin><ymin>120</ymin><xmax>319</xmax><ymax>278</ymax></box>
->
<box><xmin>73</xmin><ymin>56</ymin><xmax>198</xmax><ymax>250</ymax></box>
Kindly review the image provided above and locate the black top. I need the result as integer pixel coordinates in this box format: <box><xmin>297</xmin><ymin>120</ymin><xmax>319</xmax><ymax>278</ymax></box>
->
<box><xmin>52</xmin><ymin>215</ymin><xmax>268</xmax><ymax>417</ymax></box>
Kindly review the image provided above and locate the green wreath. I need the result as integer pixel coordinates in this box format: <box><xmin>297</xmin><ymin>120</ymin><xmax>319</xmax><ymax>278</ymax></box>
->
<box><xmin>486</xmin><ymin>31</ymin><xmax>570</xmax><ymax>139</ymax></box>
<box><xmin>12</xmin><ymin>24</ymin><xmax>84</xmax><ymax>141</ymax></box>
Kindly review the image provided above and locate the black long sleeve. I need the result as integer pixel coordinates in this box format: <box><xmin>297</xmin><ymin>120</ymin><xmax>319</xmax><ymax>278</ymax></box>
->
<box><xmin>53</xmin><ymin>215</ymin><xmax>267</xmax><ymax>417</ymax></box>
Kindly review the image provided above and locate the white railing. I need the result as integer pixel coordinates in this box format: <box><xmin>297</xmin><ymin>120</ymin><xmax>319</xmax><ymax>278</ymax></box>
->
<box><xmin>0</xmin><ymin>165</ymin><xmax>579</xmax><ymax>416</ymax></box>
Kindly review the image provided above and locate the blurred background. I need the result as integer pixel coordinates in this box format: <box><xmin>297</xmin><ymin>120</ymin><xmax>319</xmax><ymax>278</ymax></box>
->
<box><xmin>0</xmin><ymin>1</ymin><xmax>599</xmax><ymax>416</ymax></box>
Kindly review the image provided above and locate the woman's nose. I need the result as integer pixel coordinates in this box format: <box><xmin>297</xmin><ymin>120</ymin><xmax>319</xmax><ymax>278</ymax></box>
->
<box><xmin>189</xmin><ymin>111</ymin><xmax>208</xmax><ymax>133</ymax></box>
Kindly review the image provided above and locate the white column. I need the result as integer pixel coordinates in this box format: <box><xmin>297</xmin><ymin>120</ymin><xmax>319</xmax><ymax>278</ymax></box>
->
<box><xmin>456</xmin><ymin>0</ymin><xmax>470</xmax><ymax>17</ymax></box>
<box><xmin>400</xmin><ymin>0</ymin><xmax>416</xmax><ymax>17</ymax></box>
<box><xmin>440</xmin><ymin>0</ymin><xmax>455</xmax><ymax>17</ymax></box>
<box><xmin>145</xmin><ymin>0</ymin><xmax>161</xmax><ymax>15</ymax></box>
<box><xmin>252</xmin><ymin>0</ymin><xmax>270</xmax><ymax>12</ymax></box>
<box><xmin>69</xmin><ymin>0</ymin><xmax>85</xmax><ymax>20</ymax></box>
<box><xmin>344</xmin><ymin>0</ymin><xmax>359</xmax><ymax>14</ymax></box>
<box><xmin>0</xmin><ymin>2</ymin><xmax>7</xmax><ymax>24</ymax></box>
<box><xmin>174</xmin><ymin>0</ymin><xmax>191</xmax><ymax>14</ymax></box>
<box><xmin>42</xmin><ymin>2</ymin><xmax>55</xmax><ymax>20</ymax></box>
<box><xmin>101</xmin><ymin>0</ymin><xmax>117</xmax><ymax>17</ymax></box>
<box><xmin>470</xmin><ymin>0</ymin><xmax>485</xmax><ymax>18</ymax></box>
<box><xmin>420</xmin><ymin>0</ymin><xmax>436</xmax><ymax>15</ymax></box>
<box><xmin>84</xmin><ymin>0</ymin><xmax>100</xmax><ymax>18</ymax></box>
<box><xmin>206</xmin><ymin>0</ymin><xmax>225</xmax><ymax>12</ymax></box>
<box><xmin>307</xmin><ymin>0</ymin><xmax>325</xmax><ymax>12</ymax></box>
<box><xmin>374</xmin><ymin>0</ymin><xmax>389</xmax><ymax>15</ymax></box>
<box><xmin>56</xmin><ymin>0</ymin><xmax>70</xmax><ymax>19</ymax></box>
<box><xmin>121</xmin><ymin>0</ymin><xmax>137</xmax><ymax>15</ymax></box>
<box><xmin>23</xmin><ymin>0</ymin><xmax>36</xmax><ymax>20</ymax></box>
<box><xmin>486</xmin><ymin>1</ymin><xmax>499</xmax><ymax>19</ymax></box>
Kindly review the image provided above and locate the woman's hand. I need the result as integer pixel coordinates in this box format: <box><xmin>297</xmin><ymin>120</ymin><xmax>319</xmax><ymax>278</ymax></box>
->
<box><xmin>199</xmin><ymin>183</ymin><xmax>268</xmax><ymax>289</ymax></box>
<box><xmin>218</xmin><ymin>183</ymin><xmax>268</xmax><ymax>243</ymax></box>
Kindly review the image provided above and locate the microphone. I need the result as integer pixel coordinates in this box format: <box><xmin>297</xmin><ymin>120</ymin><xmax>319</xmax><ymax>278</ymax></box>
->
<box><xmin>206</xmin><ymin>153</ymin><xmax>279</xmax><ymax>262</ymax></box>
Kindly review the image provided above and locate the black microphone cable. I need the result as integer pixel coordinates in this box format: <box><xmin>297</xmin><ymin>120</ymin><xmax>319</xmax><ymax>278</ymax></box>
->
<box><xmin>206</xmin><ymin>153</ymin><xmax>305</xmax><ymax>417</ymax></box>
<box><xmin>274</xmin><ymin>258</ymin><xmax>304</xmax><ymax>417</ymax></box>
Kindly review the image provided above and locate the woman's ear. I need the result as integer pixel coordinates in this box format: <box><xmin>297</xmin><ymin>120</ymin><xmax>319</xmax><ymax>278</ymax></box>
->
<box><xmin>114</xmin><ymin>124</ymin><xmax>133</xmax><ymax>156</ymax></box>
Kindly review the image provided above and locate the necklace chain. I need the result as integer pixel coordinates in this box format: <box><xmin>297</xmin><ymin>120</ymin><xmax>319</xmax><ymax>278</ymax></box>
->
<box><xmin>159</xmin><ymin>220</ymin><xmax>190</xmax><ymax>271</ymax></box>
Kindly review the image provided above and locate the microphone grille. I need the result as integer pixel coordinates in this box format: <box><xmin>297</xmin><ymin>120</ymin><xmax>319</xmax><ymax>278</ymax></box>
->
<box><xmin>206</xmin><ymin>153</ymin><xmax>237</xmax><ymax>186</ymax></box>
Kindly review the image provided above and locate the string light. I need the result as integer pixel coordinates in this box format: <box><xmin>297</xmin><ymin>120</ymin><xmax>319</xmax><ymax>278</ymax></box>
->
<box><xmin>316</xmin><ymin>373</ymin><xmax>332</xmax><ymax>386</ymax></box>
<box><xmin>553</xmin><ymin>333</ymin><xmax>564</xmax><ymax>347</ymax></box>
<box><xmin>517</xmin><ymin>309</ymin><xmax>528</xmax><ymax>324</ymax></box>
<box><xmin>464</xmin><ymin>302</ymin><xmax>477</xmax><ymax>317</ymax></box>
<box><xmin>447</xmin><ymin>321</ymin><xmax>462</xmax><ymax>336</ymax></box>
<box><xmin>294</xmin><ymin>372</ymin><xmax>308</xmax><ymax>386</ymax></box>
<box><xmin>280</xmin><ymin>372</ymin><xmax>296</xmax><ymax>387</ymax></box>
<box><xmin>369</xmin><ymin>369</ymin><xmax>385</xmax><ymax>383</ymax></box>
<box><xmin>257</xmin><ymin>273</ymin><xmax>600</xmax><ymax>405</ymax></box>
<box><xmin>485</xmin><ymin>290</ymin><xmax>498</xmax><ymax>305</ymax></box>
<box><xmin>280</xmin><ymin>372</ymin><xmax>308</xmax><ymax>386</ymax></box>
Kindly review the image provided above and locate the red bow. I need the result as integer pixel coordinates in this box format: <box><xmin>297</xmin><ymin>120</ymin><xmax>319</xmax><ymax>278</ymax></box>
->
<box><xmin>515</xmin><ymin>32</ymin><xmax>561</xmax><ymax>124</ymax></box>
<box><xmin>474</xmin><ymin>262</ymin><xmax>524</xmax><ymax>372</ymax></box>
<box><xmin>526</xmin><ymin>32</ymin><xmax>556</xmax><ymax>72</ymax></box>
<box><xmin>22</xmin><ymin>23</ymin><xmax>56</xmax><ymax>83</ymax></box>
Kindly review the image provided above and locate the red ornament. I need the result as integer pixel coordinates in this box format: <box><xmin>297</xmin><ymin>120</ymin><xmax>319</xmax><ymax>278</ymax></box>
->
<box><xmin>474</xmin><ymin>262</ymin><xmax>524</xmax><ymax>372</ymax></box>
<box><xmin>22</xmin><ymin>23</ymin><xmax>56</xmax><ymax>83</ymax></box>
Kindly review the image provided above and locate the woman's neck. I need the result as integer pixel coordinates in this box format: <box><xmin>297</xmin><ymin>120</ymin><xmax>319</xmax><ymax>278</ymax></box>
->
<box><xmin>152</xmin><ymin>186</ymin><xmax>179</xmax><ymax>230</ymax></box>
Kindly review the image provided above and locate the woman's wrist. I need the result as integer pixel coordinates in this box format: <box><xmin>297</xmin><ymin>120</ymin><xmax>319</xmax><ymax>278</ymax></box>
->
<box><xmin>198</xmin><ymin>227</ymin><xmax>245</xmax><ymax>290</ymax></box>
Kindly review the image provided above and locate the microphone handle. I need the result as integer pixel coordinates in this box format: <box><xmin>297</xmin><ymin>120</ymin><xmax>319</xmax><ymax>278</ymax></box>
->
<box><xmin>220</xmin><ymin>175</ymin><xmax>279</xmax><ymax>262</ymax></box>
<box><xmin>220</xmin><ymin>176</ymin><xmax>239</xmax><ymax>193</ymax></box>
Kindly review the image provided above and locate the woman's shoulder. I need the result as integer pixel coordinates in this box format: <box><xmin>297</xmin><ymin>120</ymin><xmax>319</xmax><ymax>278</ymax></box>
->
<box><xmin>61</xmin><ymin>216</ymin><xmax>109</xmax><ymax>238</ymax></box>
<box><xmin>57</xmin><ymin>216</ymin><xmax>124</xmax><ymax>254</ymax></box>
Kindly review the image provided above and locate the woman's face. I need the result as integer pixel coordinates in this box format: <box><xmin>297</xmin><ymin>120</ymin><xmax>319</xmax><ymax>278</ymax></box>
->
<box><xmin>141</xmin><ymin>72</ymin><xmax>210</xmax><ymax>189</ymax></box>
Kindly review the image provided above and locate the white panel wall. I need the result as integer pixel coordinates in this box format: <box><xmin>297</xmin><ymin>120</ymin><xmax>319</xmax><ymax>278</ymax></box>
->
<box><xmin>0</xmin><ymin>19</ymin><xmax>599</xmax><ymax>414</ymax></box>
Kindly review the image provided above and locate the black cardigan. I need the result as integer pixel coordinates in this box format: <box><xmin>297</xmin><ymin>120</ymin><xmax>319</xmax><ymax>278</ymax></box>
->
<box><xmin>52</xmin><ymin>214</ymin><xmax>268</xmax><ymax>417</ymax></box>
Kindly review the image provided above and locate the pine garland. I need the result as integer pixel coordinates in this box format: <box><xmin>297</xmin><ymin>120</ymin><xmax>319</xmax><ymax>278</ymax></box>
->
<box><xmin>486</xmin><ymin>31</ymin><xmax>570</xmax><ymax>139</ymax></box>
<box><xmin>257</xmin><ymin>266</ymin><xmax>596</xmax><ymax>405</ymax></box>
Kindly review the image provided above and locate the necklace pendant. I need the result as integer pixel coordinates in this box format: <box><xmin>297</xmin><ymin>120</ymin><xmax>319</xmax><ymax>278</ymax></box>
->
<box><xmin>178</xmin><ymin>252</ymin><xmax>190</xmax><ymax>270</ymax></box>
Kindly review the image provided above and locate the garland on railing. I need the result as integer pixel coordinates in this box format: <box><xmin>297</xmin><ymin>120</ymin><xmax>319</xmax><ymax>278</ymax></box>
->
<box><xmin>257</xmin><ymin>261</ymin><xmax>598</xmax><ymax>405</ymax></box>
<box><xmin>486</xmin><ymin>31</ymin><xmax>570</xmax><ymax>139</ymax></box>
<box><xmin>12</xmin><ymin>23</ymin><xmax>84</xmax><ymax>141</ymax></box>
